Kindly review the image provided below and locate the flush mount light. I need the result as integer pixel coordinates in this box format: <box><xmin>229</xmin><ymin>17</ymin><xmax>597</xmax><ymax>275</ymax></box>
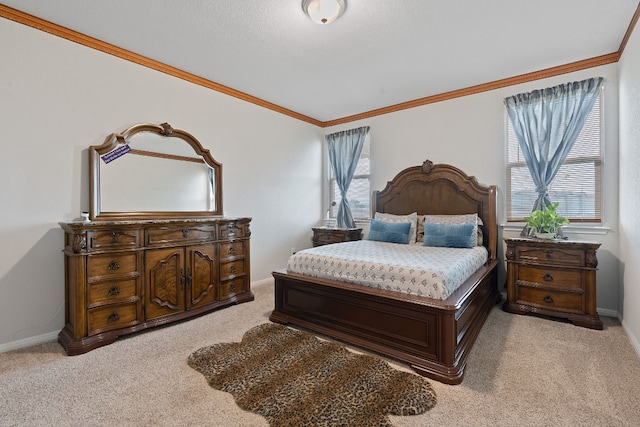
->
<box><xmin>302</xmin><ymin>0</ymin><xmax>346</xmax><ymax>25</ymax></box>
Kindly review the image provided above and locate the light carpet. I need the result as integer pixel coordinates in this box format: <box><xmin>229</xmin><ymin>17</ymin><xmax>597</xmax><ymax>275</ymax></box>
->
<box><xmin>1</xmin><ymin>278</ymin><xmax>640</xmax><ymax>426</ymax></box>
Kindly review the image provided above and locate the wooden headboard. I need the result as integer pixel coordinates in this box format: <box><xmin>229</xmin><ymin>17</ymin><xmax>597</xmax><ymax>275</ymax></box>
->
<box><xmin>372</xmin><ymin>160</ymin><xmax>497</xmax><ymax>260</ymax></box>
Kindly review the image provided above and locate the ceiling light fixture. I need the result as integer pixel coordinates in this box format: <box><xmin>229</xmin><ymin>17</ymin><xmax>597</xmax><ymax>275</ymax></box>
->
<box><xmin>302</xmin><ymin>0</ymin><xmax>346</xmax><ymax>25</ymax></box>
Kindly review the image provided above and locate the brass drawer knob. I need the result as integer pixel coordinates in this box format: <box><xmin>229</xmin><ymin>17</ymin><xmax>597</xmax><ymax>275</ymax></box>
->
<box><xmin>543</xmin><ymin>273</ymin><xmax>553</xmax><ymax>282</ymax></box>
<box><xmin>543</xmin><ymin>295</ymin><xmax>554</xmax><ymax>304</ymax></box>
<box><xmin>229</xmin><ymin>266</ymin><xmax>237</xmax><ymax>274</ymax></box>
<box><xmin>107</xmin><ymin>260</ymin><xmax>120</xmax><ymax>271</ymax></box>
<box><xmin>107</xmin><ymin>312</ymin><xmax>120</xmax><ymax>323</ymax></box>
<box><xmin>228</xmin><ymin>247</ymin><xmax>236</xmax><ymax>255</ymax></box>
<box><xmin>108</xmin><ymin>285</ymin><xmax>120</xmax><ymax>296</ymax></box>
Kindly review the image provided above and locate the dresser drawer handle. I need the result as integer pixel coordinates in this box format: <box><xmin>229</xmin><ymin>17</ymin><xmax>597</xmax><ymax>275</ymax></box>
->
<box><xmin>229</xmin><ymin>283</ymin><xmax>236</xmax><ymax>292</ymax></box>
<box><xmin>228</xmin><ymin>247</ymin><xmax>236</xmax><ymax>255</ymax></box>
<box><xmin>110</xmin><ymin>232</ymin><xmax>120</xmax><ymax>243</ymax></box>
<box><xmin>545</xmin><ymin>250</ymin><xmax>552</xmax><ymax>258</ymax></box>
<box><xmin>107</xmin><ymin>312</ymin><xmax>120</xmax><ymax>323</ymax></box>
<box><xmin>543</xmin><ymin>295</ymin><xmax>554</xmax><ymax>304</ymax></box>
<box><xmin>543</xmin><ymin>273</ymin><xmax>553</xmax><ymax>282</ymax></box>
<box><xmin>182</xmin><ymin>229</ymin><xmax>190</xmax><ymax>237</ymax></box>
<box><xmin>229</xmin><ymin>266</ymin><xmax>237</xmax><ymax>274</ymax></box>
<box><xmin>108</xmin><ymin>285</ymin><xmax>120</xmax><ymax>296</ymax></box>
<box><xmin>107</xmin><ymin>260</ymin><xmax>120</xmax><ymax>271</ymax></box>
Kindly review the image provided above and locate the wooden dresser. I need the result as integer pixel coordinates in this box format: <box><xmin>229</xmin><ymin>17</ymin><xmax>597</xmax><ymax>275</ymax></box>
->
<box><xmin>59</xmin><ymin>217</ymin><xmax>252</xmax><ymax>355</ymax></box>
<box><xmin>503</xmin><ymin>237</ymin><xmax>602</xmax><ymax>329</ymax></box>
<box><xmin>312</xmin><ymin>227</ymin><xmax>362</xmax><ymax>247</ymax></box>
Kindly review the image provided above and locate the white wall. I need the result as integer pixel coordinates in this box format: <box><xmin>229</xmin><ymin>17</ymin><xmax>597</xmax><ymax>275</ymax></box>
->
<box><xmin>618</xmin><ymin>22</ymin><xmax>640</xmax><ymax>351</ymax></box>
<box><xmin>0</xmin><ymin>18</ymin><xmax>323</xmax><ymax>349</ymax></box>
<box><xmin>326</xmin><ymin>64</ymin><xmax>621</xmax><ymax>314</ymax></box>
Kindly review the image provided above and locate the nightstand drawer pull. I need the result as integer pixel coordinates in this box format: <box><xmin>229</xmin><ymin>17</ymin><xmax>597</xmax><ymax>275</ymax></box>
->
<box><xmin>108</xmin><ymin>285</ymin><xmax>120</xmax><ymax>296</ymax></box>
<box><xmin>107</xmin><ymin>260</ymin><xmax>120</xmax><ymax>271</ymax></box>
<box><xmin>107</xmin><ymin>312</ymin><xmax>120</xmax><ymax>323</ymax></box>
<box><xmin>543</xmin><ymin>295</ymin><xmax>554</xmax><ymax>304</ymax></box>
<box><xmin>543</xmin><ymin>273</ymin><xmax>553</xmax><ymax>282</ymax></box>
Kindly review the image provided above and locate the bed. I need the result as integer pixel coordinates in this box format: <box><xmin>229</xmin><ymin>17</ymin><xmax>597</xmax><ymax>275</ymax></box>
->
<box><xmin>270</xmin><ymin>160</ymin><xmax>500</xmax><ymax>384</ymax></box>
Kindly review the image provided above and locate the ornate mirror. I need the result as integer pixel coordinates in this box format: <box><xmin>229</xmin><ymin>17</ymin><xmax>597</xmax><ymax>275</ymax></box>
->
<box><xmin>89</xmin><ymin>123</ymin><xmax>223</xmax><ymax>220</ymax></box>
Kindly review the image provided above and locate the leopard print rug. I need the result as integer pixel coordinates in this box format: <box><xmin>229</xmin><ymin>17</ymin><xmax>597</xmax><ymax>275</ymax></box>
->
<box><xmin>188</xmin><ymin>323</ymin><xmax>436</xmax><ymax>426</ymax></box>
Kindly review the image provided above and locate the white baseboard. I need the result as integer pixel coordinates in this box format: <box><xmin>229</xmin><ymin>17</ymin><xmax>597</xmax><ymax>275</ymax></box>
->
<box><xmin>0</xmin><ymin>331</ymin><xmax>59</xmax><ymax>354</ymax></box>
<box><xmin>597</xmin><ymin>307</ymin><xmax>618</xmax><ymax>317</ymax></box>
<box><xmin>620</xmin><ymin>317</ymin><xmax>640</xmax><ymax>358</ymax></box>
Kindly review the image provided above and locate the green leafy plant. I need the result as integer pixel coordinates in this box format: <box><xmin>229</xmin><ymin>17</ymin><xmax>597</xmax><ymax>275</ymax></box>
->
<box><xmin>524</xmin><ymin>202</ymin><xmax>569</xmax><ymax>237</ymax></box>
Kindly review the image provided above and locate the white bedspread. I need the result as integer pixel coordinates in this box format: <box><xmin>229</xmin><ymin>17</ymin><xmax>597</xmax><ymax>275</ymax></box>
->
<box><xmin>287</xmin><ymin>240</ymin><xmax>488</xmax><ymax>300</ymax></box>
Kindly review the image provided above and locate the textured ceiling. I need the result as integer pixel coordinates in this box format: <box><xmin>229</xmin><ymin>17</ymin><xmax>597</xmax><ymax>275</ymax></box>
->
<box><xmin>3</xmin><ymin>0</ymin><xmax>639</xmax><ymax>123</ymax></box>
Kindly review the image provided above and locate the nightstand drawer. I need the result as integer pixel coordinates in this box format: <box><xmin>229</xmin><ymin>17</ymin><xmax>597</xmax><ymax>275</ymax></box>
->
<box><xmin>312</xmin><ymin>227</ymin><xmax>362</xmax><ymax>247</ymax></box>
<box><xmin>518</xmin><ymin>266</ymin><xmax>583</xmax><ymax>289</ymax></box>
<box><xmin>517</xmin><ymin>286</ymin><xmax>583</xmax><ymax>313</ymax></box>
<box><xmin>516</xmin><ymin>247</ymin><xmax>584</xmax><ymax>267</ymax></box>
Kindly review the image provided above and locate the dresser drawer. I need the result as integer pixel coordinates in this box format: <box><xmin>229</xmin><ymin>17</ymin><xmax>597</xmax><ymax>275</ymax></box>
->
<box><xmin>220</xmin><ymin>278</ymin><xmax>247</xmax><ymax>300</ymax></box>
<box><xmin>87</xmin><ymin>302</ymin><xmax>139</xmax><ymax>336</ymax></box>
<box><xmin>517</xmin><ymin>286</ymin><xmax>583</xmax><ymax>313</ymax></box>
<box><xmin>87</xmin><ymin>253</ymin><xmax>138</xmax><ymax>279</ymax></box>
<box><xmin>220</xmin><ymin>260</ymin><xmax>245</xmax><ymax>281</ymax></box>
<box><xmin>220</xmin><ymin>241</ymin><xmax>245</xmax><ymax>260</ymax></box>
<box><xmin>146</xmin><ymin>225</ymin><xmax>216</xmax><ymax>246</ymax></box>
<box><xmin>517</xmin><ymin>265</ymin><xmax>583</xmax><ymax>289</ymax></box>
<box><xmin>88</xmin><ymin>278</ymin><xmax>138</xmax><ymax>308</ymax></box>
<box><xmin>87</xmin><ymin>229</ymin><xmax>141</xmax><ymax>251</ymax></box>
<box><xmin>219</xmin><ymin>222</ymin><xmax>247</xmax><ymax>240</ymax></box>
<box><xmin>515</xmin><ymin>247</ymin><xmax>584</xmax><ymax>267</ymax></box>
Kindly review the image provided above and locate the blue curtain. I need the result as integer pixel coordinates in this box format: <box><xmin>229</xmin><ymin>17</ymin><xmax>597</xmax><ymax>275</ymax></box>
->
<box><xmin>504</xmin><ymin>77</ymin><xmax>603</xmax><ymax>212</ymax></box>
<box><xmin>326</xmin><ymin>126</ymin><xmax>370</xmax><ymax>228</ymax></box>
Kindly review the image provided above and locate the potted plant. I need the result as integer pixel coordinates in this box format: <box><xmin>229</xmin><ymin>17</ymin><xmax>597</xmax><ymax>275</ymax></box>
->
<box><xmin>523</xmin><ymin>202</ymin><xmax>569</xmax><ymax>239</ymax></box>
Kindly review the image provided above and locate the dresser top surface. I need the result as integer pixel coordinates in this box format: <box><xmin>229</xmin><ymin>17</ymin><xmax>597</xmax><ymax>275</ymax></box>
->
<box><xmin>60</xmin><ymin>216</ymin><xmax>251</xmax><ymax>229</ymax></box>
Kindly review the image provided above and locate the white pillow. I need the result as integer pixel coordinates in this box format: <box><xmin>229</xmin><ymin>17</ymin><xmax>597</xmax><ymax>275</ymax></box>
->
<box><xmin>423</xmin><ymin>214</ymin><xmax>479</xmax><ymax>246</ymax></box>
<box><xmin>374</xmin><ymin>212</ymin><xmax>418</xmax><ymax>243</ymax></box>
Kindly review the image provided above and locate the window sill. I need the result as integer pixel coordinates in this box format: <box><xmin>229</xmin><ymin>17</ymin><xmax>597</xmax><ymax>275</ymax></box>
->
<box><xmin>323</xmin><ymin>218</ymin><xmax>371</xmax><ymax>228</ymax></box>
<box><xmin>501</xmin><ymin>223</ymin><xmax>611</xmax><ymax>235</ymax></box>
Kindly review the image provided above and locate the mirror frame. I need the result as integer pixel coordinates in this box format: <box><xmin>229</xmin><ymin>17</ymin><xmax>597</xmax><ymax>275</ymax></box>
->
<box><xmin>89</xmin><ymin>122</ymin><xmax>223</xmax><ymax>220</ymax></box>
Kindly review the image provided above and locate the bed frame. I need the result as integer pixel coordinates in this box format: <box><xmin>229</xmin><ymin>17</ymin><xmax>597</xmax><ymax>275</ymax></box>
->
<box><xmin>270</xmin><ymin>160</ymin><xmax>500</xmax><ymax>384</ymax></box>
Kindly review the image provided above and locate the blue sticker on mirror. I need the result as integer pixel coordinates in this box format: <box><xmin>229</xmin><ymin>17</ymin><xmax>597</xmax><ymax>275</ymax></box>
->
<box><xmin>101</xmin><ymin>145</ymin><xmax>131</xmax><ymax>164</ymax></box>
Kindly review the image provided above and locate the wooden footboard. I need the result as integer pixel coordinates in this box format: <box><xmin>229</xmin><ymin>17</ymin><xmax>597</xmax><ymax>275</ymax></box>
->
<box><xmin>270</xmin><ymin>259</ymin><xmax>499</xmax><ymax>385</ymax></box>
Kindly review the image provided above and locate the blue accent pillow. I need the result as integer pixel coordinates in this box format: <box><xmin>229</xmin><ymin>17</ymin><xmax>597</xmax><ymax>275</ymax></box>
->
<box><xmin>367</xmin><ymin>219</ymin><xmax>412</xmax><ymax>244</ymax></box>
<box><xmin>423</xmin><ymin>222</ymin><xmax>475</xmax><ymax>248</ymax></box>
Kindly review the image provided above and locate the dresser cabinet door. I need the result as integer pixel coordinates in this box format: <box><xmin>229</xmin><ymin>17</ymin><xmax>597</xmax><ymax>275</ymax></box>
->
<box><xmin>186</xmin><ymin>244</ymin><xmax>217</xmax><ymax>309</ymax></box>
<box><xmin>145</xmin><ymin>248</ymin><xmax>185</xmax><ymax>319</ymax></box>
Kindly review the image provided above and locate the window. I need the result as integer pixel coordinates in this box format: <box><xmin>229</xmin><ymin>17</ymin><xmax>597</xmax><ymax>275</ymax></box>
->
<box><xmin>506</xmin><ymin>91</ymin><xmax>603</xmax><ymax>223</ymax></box>
<box><xmin>328</xmin><ymin>137</ymin><xmax>370</xmax><ymax>220</ymax></box>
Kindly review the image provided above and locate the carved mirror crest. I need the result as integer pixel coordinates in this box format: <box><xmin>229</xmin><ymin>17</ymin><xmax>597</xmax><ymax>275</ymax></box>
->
<box><xmin>90</xmin><ymin>123</ymin><xmax>223</xmax><ymax>220</ymax></box>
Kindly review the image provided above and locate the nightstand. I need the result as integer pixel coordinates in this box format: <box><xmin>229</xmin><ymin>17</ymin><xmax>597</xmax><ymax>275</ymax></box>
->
<box><xmin>312</xmin><ymin>227</ymin><xmax>362</xmax><ymax>247</ymax></box>
<box><xmin>503</xmin><ymin>237</ymin><xmax>602</xmax><ymax>330</ymax></box>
